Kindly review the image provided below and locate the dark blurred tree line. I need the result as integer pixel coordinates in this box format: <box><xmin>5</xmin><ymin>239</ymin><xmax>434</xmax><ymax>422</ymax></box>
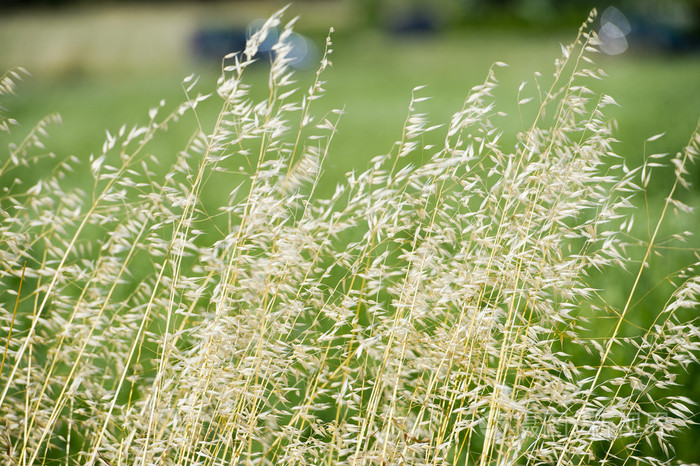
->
<box><xmin>0</xmin><ymin>0</ymin><xmax>224</xmax><ymax>8</ymax></box>
<box><xmin>2</xmin><ymin>0</ymin><xmax>698</xmax><ymax>36</ymax></box>
<box><xmin>359</xmin><ymin>0</ymin><xmax>699</xmax><ymax>32</ymax></box>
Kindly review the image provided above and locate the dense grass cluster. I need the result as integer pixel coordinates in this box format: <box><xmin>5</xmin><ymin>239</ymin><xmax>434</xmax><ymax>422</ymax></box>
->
<box><xmin>1</xmin><ymin>8</ymin><xmax>699</xmax><ymax>465</ymax></box>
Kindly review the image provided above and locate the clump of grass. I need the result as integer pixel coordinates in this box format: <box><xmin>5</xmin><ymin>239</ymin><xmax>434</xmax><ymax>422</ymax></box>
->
<box><xmin>1</xmin><ymin>7</ymin><xmax>699</xmax><ymax>465</ymax></box>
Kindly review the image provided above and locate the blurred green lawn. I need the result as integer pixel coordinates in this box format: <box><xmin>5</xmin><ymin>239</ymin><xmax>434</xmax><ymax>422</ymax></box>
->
<box><xmin>5</xmin><ymin>22</ymin><xmax>699</xmax><ymax>197</ymax></box>
<box><xmin>2</xmin><ymin>2</ymin><xmax>700</xmax><ymax>461</ymax></box>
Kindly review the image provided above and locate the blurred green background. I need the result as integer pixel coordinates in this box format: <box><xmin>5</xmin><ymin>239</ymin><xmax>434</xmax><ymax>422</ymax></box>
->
<box><xmin>1</xmin><ymin>0</ymin><xmax>699</xmax><ymax>462</ymax></box>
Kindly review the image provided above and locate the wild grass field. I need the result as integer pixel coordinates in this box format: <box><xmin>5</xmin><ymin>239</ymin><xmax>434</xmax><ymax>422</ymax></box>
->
<box><xmin>1</xmin><ymin>3</ymin><xmax>700</xmax><ymax>465</ymax></box>
<box><xmin>5</xmin><ymin>27</ymin><xmax>700</xmax><ymax>198</ymax></box>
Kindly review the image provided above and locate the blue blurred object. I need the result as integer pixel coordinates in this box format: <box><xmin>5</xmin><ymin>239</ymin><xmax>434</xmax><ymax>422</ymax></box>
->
<box><xmin>191</xmin><ymin>28</ymin><xmax>254</xmax><ymax>62</ymax></box>
<box><xmin>626</xmin><ymin>12</ymin><xmax>698</xmax><ymax>52</ymax></box>
<box><xmin>385</xmin><ymin>6</ymin><xmax>440</xmax><ymax>35</ymax></box>
<box><xmin>191</xmin><ymin>20</ymin><xmax>317</xmax><ymax>68</ymax></box>
<box><xmin>598</xmin><ymin>1</ymin><xmax>700</xmax><ymax>54</ymax></box>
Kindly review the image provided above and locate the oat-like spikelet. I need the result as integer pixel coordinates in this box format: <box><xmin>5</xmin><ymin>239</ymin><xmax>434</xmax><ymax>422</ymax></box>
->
<box><xmin>0</xmin><ymin>7</ymin><xmax>697</xmax><ymax>466</ymax></box>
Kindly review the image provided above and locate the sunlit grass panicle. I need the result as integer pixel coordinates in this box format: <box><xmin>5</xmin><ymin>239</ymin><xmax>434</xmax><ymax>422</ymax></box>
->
<box><xmin>0</xmin><ymin>7</ymin><xmax>698</xmax><ymax>466</ymax></box>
